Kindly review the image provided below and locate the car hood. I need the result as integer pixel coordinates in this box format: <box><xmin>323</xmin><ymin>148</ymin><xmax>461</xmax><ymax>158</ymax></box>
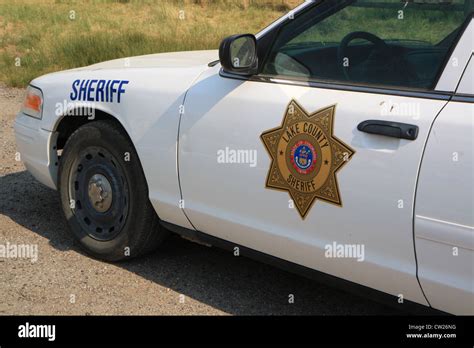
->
<box><xmin>80</xmin><ymin>50</ymin><xmax>219</xmax><ymax>70</ymax></box>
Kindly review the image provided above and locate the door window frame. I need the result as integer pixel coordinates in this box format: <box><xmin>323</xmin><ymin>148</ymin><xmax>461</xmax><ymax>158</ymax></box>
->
<box><xmin>221</xmin><ymin>1</ymin><xmax>473</xmax><ymax>101</ymax></box>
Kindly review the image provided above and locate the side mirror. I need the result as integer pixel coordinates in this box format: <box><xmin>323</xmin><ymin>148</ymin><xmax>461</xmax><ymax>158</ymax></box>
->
<box><xmin>219</xmin><ymin>34</ymin><xmax>258</xmax><ymax>76</ymax></box>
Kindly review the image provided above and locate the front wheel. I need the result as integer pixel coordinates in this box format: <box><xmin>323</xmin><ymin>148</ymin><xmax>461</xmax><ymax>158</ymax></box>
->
<box><xmin>59</xmin><ymin>120</ymin><xmax>167</xmax><ymax>261</ymax></box>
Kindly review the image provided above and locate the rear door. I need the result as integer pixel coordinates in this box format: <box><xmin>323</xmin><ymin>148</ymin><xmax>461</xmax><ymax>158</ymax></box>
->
<box><xmin>179</xmin><ymin>0</ymin><xmax>470</xmax><ymax>306</ymax></box>
<box><xmin>414</xmin><ymin>19</ymin><xmax>474</xmax><ymax>314</ymax></box>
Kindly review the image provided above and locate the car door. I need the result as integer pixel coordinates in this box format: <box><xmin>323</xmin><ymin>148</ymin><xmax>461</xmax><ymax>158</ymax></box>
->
<box><xmin>414</xmin><ymin>44</ymin><xmax>474</xmax><ymax>315</ymax></box>
<box><xmin>178</xmin><ymin>0</ymin><xmax>471</xmax><ymax>306</ymax></box>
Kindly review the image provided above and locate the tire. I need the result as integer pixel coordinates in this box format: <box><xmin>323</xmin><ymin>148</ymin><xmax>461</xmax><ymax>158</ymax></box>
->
<box><xmin>58</xmin><ymin>120</ymin><xmax>167</xmax><ymax>261</ymax></box>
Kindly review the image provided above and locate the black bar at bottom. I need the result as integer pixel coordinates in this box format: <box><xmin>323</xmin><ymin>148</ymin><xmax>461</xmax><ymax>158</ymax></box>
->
<box><xmin>0</xmin><ymin>316</ymin><xmax>473</xmax><ymax>345</ymax></box>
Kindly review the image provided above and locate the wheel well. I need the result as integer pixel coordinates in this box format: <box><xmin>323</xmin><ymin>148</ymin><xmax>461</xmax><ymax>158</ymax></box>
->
<box><xmin>53</xmin><ymin>109</ymin><xmax>145</xmax><ymax>191</ymax></box>
<box><xmin>55</xmin><ymin>109</ymin><xmax>127</xmax><ymax>150</ymax></box>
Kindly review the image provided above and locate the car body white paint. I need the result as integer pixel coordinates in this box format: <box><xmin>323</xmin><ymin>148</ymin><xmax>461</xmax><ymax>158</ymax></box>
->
<box><xmin>14</xmin><ymin>9</ymin><xmax>473</xmax><ymax>314</ymax></box>
<box><xmin>179</xmin><ymin>64</ymin><xmax>450</xmax><ymax>307</ymax></box>
<box><xmin>436</xmin><ymin>21</ymin><xmax>473</xmax><ymax>92</ymax></box>
<box><xmin>414</xmin><ymin>55</ymin><xmax>474</xmax><ymax>314</ymax></box>
<box><xmin>20</xmin><ymin>50</ymin><xmax>218</xmax><ymax>229</ymax></box>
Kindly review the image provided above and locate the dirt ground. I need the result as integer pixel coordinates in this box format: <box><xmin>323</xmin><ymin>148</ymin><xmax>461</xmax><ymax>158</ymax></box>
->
<box><xmin>0</xmin><ymin>82</ymin><xmax>403</xmax><ymax>315</ymax></box>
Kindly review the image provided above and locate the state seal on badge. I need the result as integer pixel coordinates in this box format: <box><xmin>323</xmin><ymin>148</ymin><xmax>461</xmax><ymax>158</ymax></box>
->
<box><xmin>261</xmin><ymin>100</ymin><xmax>355</xmax><ymax>219</ymax></box>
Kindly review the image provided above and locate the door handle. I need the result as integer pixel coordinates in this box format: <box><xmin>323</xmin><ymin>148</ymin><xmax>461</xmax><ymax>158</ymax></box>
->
<box><xmin>357</xmin><ymin>120</ymin><xmax>419</xmax><ymax>140</ymax></box>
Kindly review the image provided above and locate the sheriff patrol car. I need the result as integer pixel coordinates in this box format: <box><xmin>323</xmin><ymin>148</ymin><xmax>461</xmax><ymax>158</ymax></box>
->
<box><xmin>14</xmin><ymin>0</ymin><xmax>473</xmax><ymax>315</ymax></box>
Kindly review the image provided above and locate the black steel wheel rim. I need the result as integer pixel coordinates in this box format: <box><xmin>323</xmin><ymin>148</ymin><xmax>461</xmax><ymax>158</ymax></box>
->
<box><xmin>68</xmin><ymin>146</ymin><xmax>129</xmax><ymax>241</ymax></box>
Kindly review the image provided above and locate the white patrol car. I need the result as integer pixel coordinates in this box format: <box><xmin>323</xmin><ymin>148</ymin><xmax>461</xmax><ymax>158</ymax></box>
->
<box><xmin>15</xmin><ymin>0</ymin><xmax>473</xmax><ymax>315</ymax></box>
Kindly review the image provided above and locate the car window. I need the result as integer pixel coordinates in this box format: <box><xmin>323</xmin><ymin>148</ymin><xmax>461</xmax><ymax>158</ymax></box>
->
<box><xmin>262</xmin><ymin>0</ymin><xmax>471</xmax><ymax>89</ymax></box>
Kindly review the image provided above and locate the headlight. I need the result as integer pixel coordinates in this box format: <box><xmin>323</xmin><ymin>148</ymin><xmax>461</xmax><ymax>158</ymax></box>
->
<box><xmin>21</xmin><ymin>85</ymin><xmax>43</xmax><ymax>119</ymax></box>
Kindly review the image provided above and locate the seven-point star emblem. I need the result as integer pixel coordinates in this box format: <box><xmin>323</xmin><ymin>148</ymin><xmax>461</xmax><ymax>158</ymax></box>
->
<box><xmin>261</xmin><ymin>100</ymin><xmax>355</xmax><ymax>219</ymax></box>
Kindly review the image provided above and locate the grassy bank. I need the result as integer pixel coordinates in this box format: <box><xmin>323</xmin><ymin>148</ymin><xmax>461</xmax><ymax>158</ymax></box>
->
<box><xmin>0</xmin><ymin>0</ymin><xmax>299</xmax><ymax>87</ymax></box>
<box><xmin>1</xmin><ymin>0</ymin><xmax>467</xmax><ymax>87</ymax></box>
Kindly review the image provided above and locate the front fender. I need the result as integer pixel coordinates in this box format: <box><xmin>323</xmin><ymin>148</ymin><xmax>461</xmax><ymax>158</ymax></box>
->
<box><xmin>30</xmin><ymin>61</ymin><xmax>213</xmax><ymax>229</ymax></box>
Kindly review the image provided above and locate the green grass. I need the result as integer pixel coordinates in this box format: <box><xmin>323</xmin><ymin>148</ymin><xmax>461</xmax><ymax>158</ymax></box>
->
<box><xmin>0</xmin><ymin>0</ymin><xmax>468</xmax><ymax>87</ymax></box>
<box><xmin>0</xmin><ymin>0</ymin><xmax>298</xmax><ymax>87</ymax></box>
<box><xmin>290</xmin><ymin>4</ymin><xmax>466</xmax><ymax>45</ymax></box>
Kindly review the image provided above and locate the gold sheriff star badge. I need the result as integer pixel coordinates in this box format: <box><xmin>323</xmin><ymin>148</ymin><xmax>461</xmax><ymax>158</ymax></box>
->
<box><xmin>261</xmin><ymin>100</ymin><xmax>355</xmax><ymax>219</ymax></box>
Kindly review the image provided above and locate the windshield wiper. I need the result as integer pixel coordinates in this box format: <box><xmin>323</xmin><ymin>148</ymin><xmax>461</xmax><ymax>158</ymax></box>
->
<box><xmin>208</xmin><ymin>60</ymin><xmax>220</xmax><ymax>67</ymax></box>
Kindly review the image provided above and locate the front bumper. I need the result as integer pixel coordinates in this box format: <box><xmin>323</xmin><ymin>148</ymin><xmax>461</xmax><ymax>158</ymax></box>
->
<box><xmin>14</xmin><ymin>112</ymin><xmax>58</xmax><ymax>190</ymax></box>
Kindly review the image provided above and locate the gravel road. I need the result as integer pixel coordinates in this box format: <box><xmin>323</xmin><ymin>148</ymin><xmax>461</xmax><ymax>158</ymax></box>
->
<box><xmin>0</xmin><ymin>82</ymin><xmax>403</xmax><ymax>315</ymax></box>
